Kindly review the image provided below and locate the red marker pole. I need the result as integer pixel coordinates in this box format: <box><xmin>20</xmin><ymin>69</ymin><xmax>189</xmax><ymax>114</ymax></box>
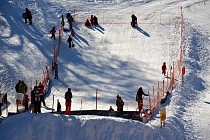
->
<box><xmin>96</xmin><ymin>88</ymin><xmax>98</xmax><ymax>110</ymax></box>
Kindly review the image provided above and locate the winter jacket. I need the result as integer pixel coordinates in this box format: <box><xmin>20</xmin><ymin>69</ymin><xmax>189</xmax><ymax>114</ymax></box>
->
<box><xmin>65</xmin><ymin>88</ymin><xmax>72</xmax><ymax>102</ymax></box>
<box><xmin>162</xmin><ymin>64</ymin><xmax>167</xmax><ymax>73</ymax></box>
<box><xmin>15</xmin><ymin>82</ymin><xmax>21</xmax><ymax>93</ymax></box>
<box><xmin>38</xmin><ymin>84</ymin><xmax>44</xmax><ymax>95</ymax></box>
<box><xmin>85</xmin><ymin>19</ymin><xmax>91</xmax><ymax>27</ymax></box>
<box><xmin>93</xmin><ymin>16</ymin><xmax>98</xmax><ymax>25</ymax></box>
<box><xmin>54</xmin><ymin>64</ymin><xmax>58</xmax><ymax>72</ymax></box>
<box><xmin>116</xmin><ymin>97</ymin><xmax>124</xmax><ymax>111</ymax></box>
<box><xmin>34</xmin><ymin>88</ymin><xmax>41</xmax><ymax>102</ymax></box>
<box><xmin>90</xmin><ymin>15</ymin><xmax>94</xmax><ymax>25</ymax></box>
<box><xmin>50</xmin><ymin>27</ymin><xmax>56</xmax><ymax>35</ymax></box>
<box><xmin>31</xmin><ymin>89</ymin><xmax>35</xmax><ymax>104</ymax></box>
<box><xmin>136</xmin><ymin>87</ymin><xmax>148</xmax><ymax>102</ymax></box>
<box><xmin>26</xmin><ymin>8</ymin><xmax>32</xmax><ymax>19</ymax></box>
<box><xmin>19</xmin><ymin>83</ymin><xmax>28</xmax><ymax>94</ymax></box>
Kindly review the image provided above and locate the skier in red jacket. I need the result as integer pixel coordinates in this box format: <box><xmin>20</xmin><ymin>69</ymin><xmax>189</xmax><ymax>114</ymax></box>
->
<box><xmin>162</xmin><ymin>62</ymin><xmax>167</xmax><ymax>76</ymax></box>
<box><xmin>85</xmin><ymin>19</ymin><xmax>91</xmax><ymax>27</ymax></box>
<box><xmin>90</xmin><ymin>15</ymin><xmax>94</xmax><ymax>26</ymax></box>
<box><xmin>50</xmin><ymin>26</ymin><xmax>56</xmax><ymax>40</ymax></box>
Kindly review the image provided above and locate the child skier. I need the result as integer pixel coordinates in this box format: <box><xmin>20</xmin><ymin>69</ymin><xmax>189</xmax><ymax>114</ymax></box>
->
<box><xmin>50</xmin><ymin>26</ymin><xmax>56</xmax><ymax>40</ymax></box>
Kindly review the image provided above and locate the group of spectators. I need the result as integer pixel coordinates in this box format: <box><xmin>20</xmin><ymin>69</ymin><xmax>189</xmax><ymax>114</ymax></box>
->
<box><xmin>15</xmin><ymin>80</ymin><xmax>45</xmax><ymax>113</ymax></box>
<box><xmin>85</xmin><ymin>15</ymin><xmax>99</xmax><ymax>27</ymax></box>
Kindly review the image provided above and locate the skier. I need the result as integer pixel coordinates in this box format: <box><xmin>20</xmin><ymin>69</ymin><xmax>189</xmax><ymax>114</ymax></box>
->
<box><xmin>61</xmin><ymin>14</ymin><xmax>65</xmax><ymax>27</ymax></box>
<box><xmin>93</xmin><ymin>15</ymin><xmax>98</xmax><ymax>25</ymax></box>
<box><xmin>19</xmin><ymin>80</ymin><xmax>28</xmax><ymax>94</ymax></box>
<box><xmin>136</xmin><ymin>87</ymin><xmax>149</xmax><ymax>112</ymax></box>
<box><xmin>85</xmin><ymin>19</ymin><xmax>91</xmax><ymax>27</ymax></box>
<box><xmin>116</xmin><ymin>95</ymin><xmax>124</xmax><ymax>116</ymax></box>
<box><xmin>50</xmin><ymin>26</ymin><xmax>56</xmax><ymax>40</ymax></box>
<box><xmin>25</xmin><ymin>8</ymin><xmax>32</xmax><ymax>24</ymax></box>
<box><xmin>90</xmin><ymin>15</ymin><xmax>94</xmax><ymax>26</ymax></box>
<box><xmin>131</xmin><ymin>14</ymin><xmax>137</xmax><ymax>27</ymax></box>
<box><xmin>67</xmin><ymin>35</ymin><xmax>72</xmax><ymax>49</ymax></box>
<box><xmin>108</xmin><ymin>106</ymin><xmax>115</xmax><ymax>116</ymax></box>
<box><xmin>34</xmin><ymin>86</ymin><xmax>41</xmax><ymax>113</ymax></box>
<box><xmin>15</xmin><ymin>80</ymin><xmax>21</xmax><ymax>93</ymax></box>
<box><xmin>65</xmin><ymin>88</ymin><xmax>73</xmax><ymax>115</ymax></box>
<box><xmin>109</xmin><ymin>106</ymin><xmax>114</xmax><ymax>112</ymax></box>
<box><xmin>162</xmin><ymin>62</ymin><xmax>167</xmax><ymax>76</ymax></box>
<box><xmin>67</xmin><ymin>13</ymin><xmax>74</xmax><ymax>31</ymax></box>
<box><xmin>15</xmin><ymin>80</ymin><xmax>26</xmax><ymax>113</ymax></box>
<box><xmin>38</xmin><ymin>82</ymin><xmax>45</xmax><ymax>106</ymax></box>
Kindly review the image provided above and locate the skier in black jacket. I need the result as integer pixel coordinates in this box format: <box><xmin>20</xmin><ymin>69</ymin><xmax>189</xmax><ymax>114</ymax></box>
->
<box><xmin>116</xmin><ymin>95</ymin><xmax>124</xmax><ymax>116</ymax></box>
<box><xmin>65</xmin><ymin>88</ymin><xmax>73</xmax><ymax>115</ymax></box>
<box><xmin>136</xmin><ymin>87</ymin><xmax>148</xmax><ymax>112</ymax></box>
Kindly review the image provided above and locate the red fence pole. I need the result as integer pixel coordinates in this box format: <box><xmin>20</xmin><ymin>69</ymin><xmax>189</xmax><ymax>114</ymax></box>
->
<box><xmin>52</xmin><ymin>94</ymin><xmax>54</xmax><ymax>112</ymax></box>
<box><xmin>153</xmin><ymin>85</ymin><xmax>155</xmax><ymax>107</ymax></box>
<box><xmin>148</xmin><ymin>91</ymin><xmax>152</xmax><ymax>115</ymax></box>
<box><xmin>163</xmin><ymin>80</ymin><xmax>164</xmax><ymax>96</ymax></box>
<box><xmin>126</xmin><ymin>98</ymin><xmax>128</xmax><ymax>111</ymax></box>
<box><xmin>81</xmin><ymin>99</ymin><xmax>82</xmax><ymax>110</ymax></box>
<box><xmin>96</xmin><ymin>88</ymin><xmax>98</xmax><ymax>110</ymax></box>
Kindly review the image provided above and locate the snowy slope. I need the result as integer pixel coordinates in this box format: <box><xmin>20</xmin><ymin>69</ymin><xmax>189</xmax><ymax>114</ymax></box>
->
<box><xmin>0</xmin><ymin>0</ymin><xmax>210</xmax><ymax>140</ymax></box>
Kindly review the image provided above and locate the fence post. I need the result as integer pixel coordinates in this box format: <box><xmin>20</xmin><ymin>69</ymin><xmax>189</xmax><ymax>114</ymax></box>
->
<box><xmin>96</xmin><ymin>88</ymin><xmax>98</xmax><ymax>110</ymax></box>
<box><xmin>148</xmin><ymin>91</ymin><xmax>152</xmax><ymax>115</ymax></box>
<box><xmin>163</xmin><ymin>80</ymin><xmax>164</xmax><ymax>96</ymax></box>
<box><xmin>52</xmin><ymin>94</ymin><xmax>54</xmax><ymax>112</ymax></box>
<box><xmin>153</xmin><ymin>85</ymin><xmax>155</xmax><ymax>107</ymax></box>
<box><xmin>81</xmin><ymin>99</ymin><xmax>82</xmax><ymax>110</ymax></box>
<box><xmin>126</xmin><ymin>98</ymin><xmax>128</xmax><ymax>111</ymax></box>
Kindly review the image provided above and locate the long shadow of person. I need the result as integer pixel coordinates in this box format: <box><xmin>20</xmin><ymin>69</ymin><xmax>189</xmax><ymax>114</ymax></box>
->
<box><xmin>134</xmin><ymin>26</ymin><xmax>150</xmax><ymax>37</ymax></box>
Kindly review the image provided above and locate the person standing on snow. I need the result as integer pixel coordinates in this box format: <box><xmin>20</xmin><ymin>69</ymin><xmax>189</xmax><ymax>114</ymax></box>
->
<box><xmin>116</xmin><ymin>95</ymin><xmax>124</xmax><ymax>116</ymax></box>
<box><xmin>65</xmin><ymin>88</ymin><xmax>73</xmax><ymax>115</ymax></box>
<box><xmin>93</xmin><ymin>15</ymin><xmax>98</xmax><ymax>25</ymax></box>
<box><xmin>61</xmin><ymin>14</ymin><xmax>65</xmax><ymax>27</ymax></box>
<box><xmin>85</xmin><ymin>19</ymin><xmax>91</xmax><ymax>27</ymax></box>
<box><xmin>15</xmin><ymin>80</ymin><xmax>23</xmax><ymax>113</ymax></box>
<box><xmin>34</xmin><ymin>86</ymin><xmax>41</xmax><ymax>113</ymax></box>
<box><xmin>19</xmin><ymin>80</ymin><xmax>28</xmax><ymax>94</ymax></box>
<box><xmin>67</xmin><ymin>13</ymin><xmax>74</xmax><ymax>31</ymax></box>
<box><xmin>50</xmin><ymin>26</ymin><xmax>56</xmax><ymax>40</ymax></box>
<box><xmin>136</xmin><ymin>87</ymin><xmax>149</xmax><ymax>112</ymax></box>
<box><xmin>25</xmin><ymin>8</ymin><xmax>32</xmax><ymax>24</ymax></box>
<box><xmin>15</xmin><ymin>80</ymin><xmax>21</xmax><ymax>93</ymax></box>
<box><xmin>131</xmin><ymin>14</ymin><xmax>137</xmax><ymax>27</ymax></box>
<box><xmin>90</xmin><ymin>15</ymin><xmax>94</xmax><ymax>26</ymax></box>
<box><xmin>162</xmin><ymin>62</ymin><xmax>167</xmax><ymax>76</ymax></box>
<box><xmin>38</xmin><ymin>82</ymin><xmax>45</xmax><ymax>106</ymax></box>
